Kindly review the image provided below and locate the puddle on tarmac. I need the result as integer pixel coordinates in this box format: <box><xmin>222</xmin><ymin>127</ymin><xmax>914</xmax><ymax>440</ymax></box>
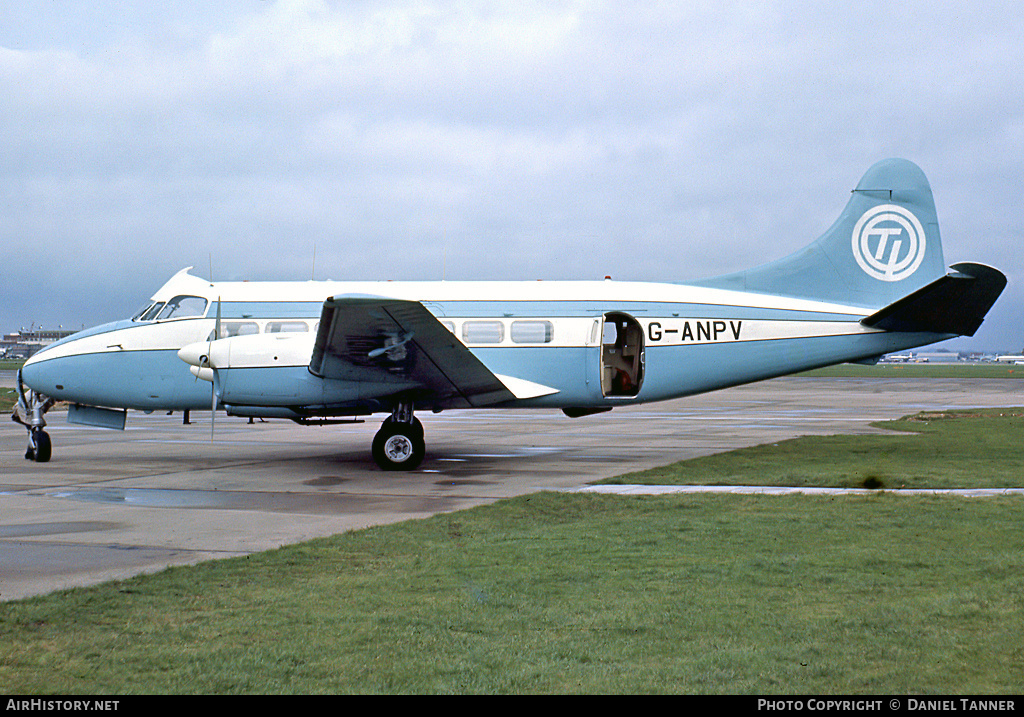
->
<box><xmin>46</xmin><ymin>488</ymin><xmax>239</xmax><ymax>509</ymax></box>
<box><xmin>41</xmin><ymin>486</ymin><xmax>471</xmax><ymax>515</ymax></box>
<box><xmin>304</xmin><ymin>476</ymin><xmax>349</xmax><ymax>487</ymax></box>
<box><xmin>0</xmin><ymin>521</ymin><xmax>119</xmax><ymax>538</ymax></box>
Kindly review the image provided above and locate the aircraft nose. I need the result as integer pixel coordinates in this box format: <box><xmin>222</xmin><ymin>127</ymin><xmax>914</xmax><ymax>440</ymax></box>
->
<box><xmin>177</xmin><ymin>342</ymin><xmax>209</xmax><ymax>368</ymax></box>
<box><xmin>20</xmin><ymin>353</ymin><xmax>43</xmax><ymax>390</ymax></box>
<box><xmin>18</xmin><ymin>346</ymin><xmax>80</xmax><ymax>402</ymax></box>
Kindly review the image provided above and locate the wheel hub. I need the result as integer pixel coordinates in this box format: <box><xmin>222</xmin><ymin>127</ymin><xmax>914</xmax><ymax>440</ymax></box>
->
<box><xmin>383</xmin><ymin>434</ymin><xmax>414</xmax><ymax>463</ymax></box>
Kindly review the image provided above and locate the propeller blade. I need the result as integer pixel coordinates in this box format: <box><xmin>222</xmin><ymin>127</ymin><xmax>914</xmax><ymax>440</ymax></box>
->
<box><xmin>211</xmin><ymin>375</ymin><xmax>217</xmax><ymax>441</ymax></box>
<box><xmin>210</xmin><ymin>297</ymin><xmax>221</xmax><ymax>440</ymax></box>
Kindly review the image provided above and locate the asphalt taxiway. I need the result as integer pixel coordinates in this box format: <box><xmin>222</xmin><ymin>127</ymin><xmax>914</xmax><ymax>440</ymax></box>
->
<box><xmin>2</xmin><ymin>377</ymin><xmax>1021</xmax><ymax>601</ymax></box>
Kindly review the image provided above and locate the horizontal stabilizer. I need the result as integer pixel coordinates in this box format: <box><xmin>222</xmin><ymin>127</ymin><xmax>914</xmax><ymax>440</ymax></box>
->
<box><xmin>860</xmin><ymin>263</ymin><xmax>1006</xmax><ymax>337</ymax></box>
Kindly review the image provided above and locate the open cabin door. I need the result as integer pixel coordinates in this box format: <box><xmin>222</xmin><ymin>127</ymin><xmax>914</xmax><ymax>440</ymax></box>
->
<box><xmin>600</xmin><ymin>312</ymin><xmax>644</xmax><ymax>397</ymax></box>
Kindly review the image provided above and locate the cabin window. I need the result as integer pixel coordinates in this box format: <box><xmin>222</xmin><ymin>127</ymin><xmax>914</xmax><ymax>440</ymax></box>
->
<box><xmin>462</xmin><ymin>321</ymin><xmax>504</xmax><ymax>344</ymax></box>
<box><xmin>208</xmin><ymin>321</ymin><xmax>260</xmax><ymax>340</ymax></box>
<box><xmin>156</xmin><ymin>295</ymin><xmax>208</xmax><ymax>321</ymax></box>
<box><xmin>511</xmin><ymin>320</ymin><xmax>554</xmax><ymax>344</ymax></box>
<box><xmin>266</xmin><ymin>321</ymin><xmax>308</xmax><ymax>333</ymax></box>
<box><xmin>440</xmin><ymin>321</ymin><xmax>456</xmax><ymax>334</ymax></box>
<box><xmin>222</xmin><ymin>321</ymin><xmax>259</xmax><ymax>338</ymax></box>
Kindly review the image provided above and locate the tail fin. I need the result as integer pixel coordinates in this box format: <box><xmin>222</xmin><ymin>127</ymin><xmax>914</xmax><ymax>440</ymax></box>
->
<box><xmin>696</xmin><ymin>159</ymin><xmax>947</xmax><ymax>308</ymax></box>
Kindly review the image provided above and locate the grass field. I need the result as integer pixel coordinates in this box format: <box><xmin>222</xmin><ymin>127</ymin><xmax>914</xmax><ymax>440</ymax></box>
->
<box><xmin>2</xmin><ymin>409</ymin><xmax>1023</xmax><ymax>694</ymax></box>
<box><xmin>3</xmin><ymin>492</ymin><xmax>1024</xmax><ymax>694</ymax></box>
<box><xmin>605</xmin><ymin>408</ymin><xmax>1024</xmax><ymax>489</ymax></box>
<box><xmin>2</xmin><ymin>360</ymin><xmax>23</xmax><ymax>412</ymax></box>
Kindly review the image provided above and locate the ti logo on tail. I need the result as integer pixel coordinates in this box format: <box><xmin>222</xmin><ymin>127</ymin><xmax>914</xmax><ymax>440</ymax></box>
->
<box><xmin>851</xmin><ymin>204</ymin><xmax>927</xmax><ymax>282</ymax></box>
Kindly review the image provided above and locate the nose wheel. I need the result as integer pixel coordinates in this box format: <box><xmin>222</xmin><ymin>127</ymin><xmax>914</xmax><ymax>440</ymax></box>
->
<box><xmin>13</xmin><ymin>369</ymin><xmax>55</xmax><ymax>463</ymax></box>
<box><xmin>25</xmin><ymin>428</ymin><xmax>52</xmax><ymax>463</ymax></box>
<box><xmin>372</xmin><ymin>405</ymin><xmax>425</xmax><ymax>471</ymax></box>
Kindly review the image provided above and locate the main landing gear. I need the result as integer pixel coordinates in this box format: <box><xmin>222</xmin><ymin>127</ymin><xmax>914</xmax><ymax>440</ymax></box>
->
<box><xmin>12</xmin><ymin>369</ymin><xmax>55</xmax><ymax>463</ymax></box>
<box><xmin>371</xmin><ymin>401</ymin><xmax>425</xmax><ymax>471</ymax></box>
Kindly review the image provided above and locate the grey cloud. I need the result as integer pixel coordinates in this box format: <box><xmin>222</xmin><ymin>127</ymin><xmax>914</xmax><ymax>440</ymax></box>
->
<box><xmin>1</xmin><ymin>0</ymin><xmax>1021</xmax><ymax>350</ymax></box>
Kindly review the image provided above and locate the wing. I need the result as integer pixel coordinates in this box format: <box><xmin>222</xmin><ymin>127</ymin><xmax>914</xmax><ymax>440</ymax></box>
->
<box><xmin>308</xmin><ymin>296</ymin><xmax>519</xmax><ymax>409</ymax></box>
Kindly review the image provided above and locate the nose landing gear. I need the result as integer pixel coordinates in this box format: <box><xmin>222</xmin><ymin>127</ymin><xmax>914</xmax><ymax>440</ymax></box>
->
<box><xmin>12</xmin><ymin>369</ymin><xmax>55</xmax><ymax>463</ymax></box>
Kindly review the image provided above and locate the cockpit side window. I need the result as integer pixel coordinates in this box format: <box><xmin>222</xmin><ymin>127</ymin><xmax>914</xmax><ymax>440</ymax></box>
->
<box><xmin>132</xmin><ymin>303</ymin><xmax>154</xmax><ymax>321</ymax></box>
<box><xmin>156</xmin><ymin>296</ymin><xmax>209</xmax><ymax>321</ymax></box>
<box><xmin>137</xmin><ymin>302</ymin><xmax>165</xmax><ymax>322</ymax></box>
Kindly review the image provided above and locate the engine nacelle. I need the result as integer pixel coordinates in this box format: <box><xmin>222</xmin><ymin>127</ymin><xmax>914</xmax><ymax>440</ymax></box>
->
<box><xmin>178</xmin><ymin>332</ymin><xmax>316</xmax><ymax>375</ymax></box>
<box><xmin>177</xmin><ymin>332</ymin><xmax>411</xmax><ymax>408</ymax></box>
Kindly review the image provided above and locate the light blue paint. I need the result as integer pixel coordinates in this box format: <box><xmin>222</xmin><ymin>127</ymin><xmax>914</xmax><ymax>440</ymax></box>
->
<box><xmin>23</xmin><ymin>350</ymin><xmax>212</xmax><ymax>411</ymax></box>
<box><xmin>218</xmin><ymin>302</ymin><xmax>325</xmax><ymax>319</ymax></box>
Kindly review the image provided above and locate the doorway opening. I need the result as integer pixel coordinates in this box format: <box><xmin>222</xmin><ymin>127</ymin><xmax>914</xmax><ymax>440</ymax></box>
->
<box><xmin>601</xmin><ymin>312</ymin><xmax>644</xmax><ymax>397</ymax></box>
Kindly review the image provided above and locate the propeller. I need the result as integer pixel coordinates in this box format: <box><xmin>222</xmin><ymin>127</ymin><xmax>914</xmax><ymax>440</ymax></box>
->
<box><xmin>209</xmin><ymin>297</ymin><xmax>221</xmax><ymax>441</ymax></box>
<box><xmin>368</xmin><ymin>330</ymin><xmax>415</xmax><ymax>359</ymax></box>
<box><xmin>176</xmin><ymin>298</ymin><xmax>222</xmax><ymax>441</ymax></box>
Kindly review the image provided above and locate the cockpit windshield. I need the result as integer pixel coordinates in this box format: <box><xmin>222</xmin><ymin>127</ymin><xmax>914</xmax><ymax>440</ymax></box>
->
<box><xmin>131</xmin><ymin>296</ymin><xmax>208</xmax><ymax>322</ymax></box>
<box><xmin>156</xmin><ymin>296</ymin><xmax>209</xmax><ymax>320</ymax></box>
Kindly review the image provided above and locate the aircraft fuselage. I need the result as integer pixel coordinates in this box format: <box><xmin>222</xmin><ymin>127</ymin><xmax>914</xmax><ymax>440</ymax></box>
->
<box><xmin>22</xmin><ymin>270</ymin><xmax>950</xmax><ymax>417</ymax></box>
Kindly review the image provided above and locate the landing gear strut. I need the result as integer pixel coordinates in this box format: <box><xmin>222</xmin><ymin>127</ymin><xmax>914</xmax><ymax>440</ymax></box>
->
<box><xmin>371</xmin><ymin>401</ymin><xmax>425</xmax><ymax>471</ymax></box>
<box><xmin>12</xmin><ymin>369</ymin><xmax>55</xmax><ymax>463</ymax></box>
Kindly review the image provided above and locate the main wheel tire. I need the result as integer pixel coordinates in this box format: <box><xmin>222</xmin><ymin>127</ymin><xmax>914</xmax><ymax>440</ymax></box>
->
<box><xmin>372</xmin><ymin>421</ymin><xmax>425</xmax><ymax>471</ymax></box>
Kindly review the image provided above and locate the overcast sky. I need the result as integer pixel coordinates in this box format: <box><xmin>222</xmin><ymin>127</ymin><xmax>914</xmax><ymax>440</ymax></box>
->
<box><xmin>2</xmin><ymin>1</ymin><xmax>1021</xmax><ymax>351</ymax></box>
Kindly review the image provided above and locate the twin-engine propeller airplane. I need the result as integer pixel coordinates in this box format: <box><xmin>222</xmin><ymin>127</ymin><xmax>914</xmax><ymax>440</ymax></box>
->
<box><xmin>14</xmin><ymin>159</ymin><xmax>1006</xmax><ymax>470</ymax></box>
